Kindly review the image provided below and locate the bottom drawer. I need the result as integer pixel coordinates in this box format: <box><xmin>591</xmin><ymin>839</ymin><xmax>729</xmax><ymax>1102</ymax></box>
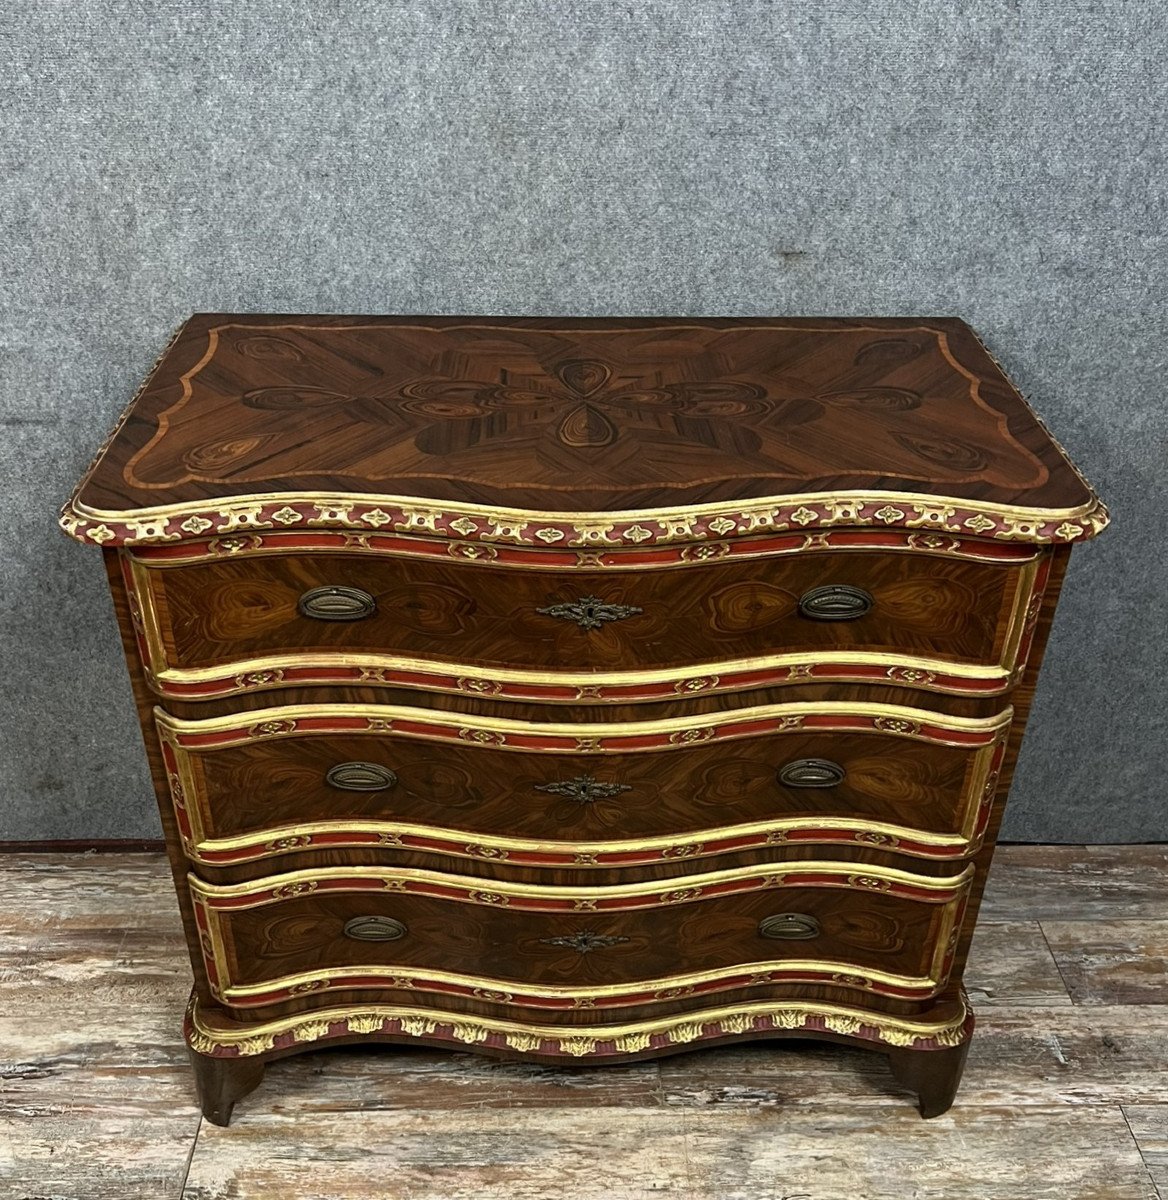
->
<box><xmin>189</xmin><ymin>860</ymin><xmax>972</xmax><ymax>1013</ymax></box>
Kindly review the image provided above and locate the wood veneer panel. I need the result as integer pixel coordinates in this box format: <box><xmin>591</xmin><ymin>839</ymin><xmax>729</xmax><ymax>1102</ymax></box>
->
<box><xmin>70</xmin><ymin>316</ymin><xmax>1100</xmax><ymax>517</ymax></box>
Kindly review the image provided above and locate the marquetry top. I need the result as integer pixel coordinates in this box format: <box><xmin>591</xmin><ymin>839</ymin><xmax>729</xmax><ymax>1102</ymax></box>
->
<box><xmin>61</xmin><ymin>314</ymin><xmax>1107</xmax><ymax>548</ymax></box>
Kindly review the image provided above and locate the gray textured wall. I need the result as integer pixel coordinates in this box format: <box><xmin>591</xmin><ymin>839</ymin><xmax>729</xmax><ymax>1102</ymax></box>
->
<box><xmin>1</xmin><ymin>1</ymin><xmax>1164</xmax><ymax>842</ymax></box>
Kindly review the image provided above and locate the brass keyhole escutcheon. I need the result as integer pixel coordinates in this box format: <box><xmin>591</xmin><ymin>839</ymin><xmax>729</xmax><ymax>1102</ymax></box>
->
<box><xmin>536</xmin><ymin>595</ymin><xmax>643</xmax><ymax>630</ymax></box>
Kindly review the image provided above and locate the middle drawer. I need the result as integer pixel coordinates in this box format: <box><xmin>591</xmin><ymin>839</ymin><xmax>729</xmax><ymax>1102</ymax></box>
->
<box><xmin>157</xmin><ymin>701</ymin><xmax>1011</xmax><ymax>869</ymax></box>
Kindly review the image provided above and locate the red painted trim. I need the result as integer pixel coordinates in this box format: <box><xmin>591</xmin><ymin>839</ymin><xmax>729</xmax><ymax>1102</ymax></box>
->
<box><xmin>189</xmin><ymin>824</ymin><xmax>966</xmax><ymax>868</ymax></box>
<box><xmin>166</xmin><ymin>710</ymin><xmax>1003</xmax><ymax>754</ymax></box>
<box><xmin>151</xmin><ymin>659</ymin><xmax>1011</xmax><ymax>702</ymax></box>
<box><xmin>65</xmin><ymin>489</ymin><xmax>1105</xmax><ymax>549</ymax></box>
<box><xmin>193</xmin><ymin>870</ymin><xmax>968</xmax><ymax>914</ymax></box>
<box><xmin>128</xmin><ymin>527</ymin><xmax>1040</xmax><ymax>567</ymax></box>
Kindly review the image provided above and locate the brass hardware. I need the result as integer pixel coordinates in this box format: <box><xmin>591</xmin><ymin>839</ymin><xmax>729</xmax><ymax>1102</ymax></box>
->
<box><xmin>298</xmin><ymin>585</ymin><xmax>376</xmax><ymax>621</ymax></box>
<box><xmin>798</xmin><ymin>584</ymin><xmax>873</xmax><ymax>621</ymax></box>
<box><xmin>759</xmin><ymin>913</ymin><xmax>821</xmax><ymax>940</ymax></box>
<box><xmin>778</xmin><ymin>758</ymin><xmax>846</xmax><ymax>788</ymax></box>
<box><xmin>343</xmin><ymin>916</ymin><xmax>407</xmax><ymax>942</ymax></box>
<box><xmin>325</xmin><ymin>761</ymin><xmax>397</xmax><ymax>791</ymax></box>
<box><xmin>537</xmin><ymin>595</ymin><xmax>643</xmax><ymax>630</ymax></box>
<box><xmin>534</xmin><ymin>775</ymin><xmax>632</xmax><ymax>803</ymax></box>
<box><xmin>538</xmin><ymin>931</ymin><xmax>631</xmax><ymax>953</ymax></box>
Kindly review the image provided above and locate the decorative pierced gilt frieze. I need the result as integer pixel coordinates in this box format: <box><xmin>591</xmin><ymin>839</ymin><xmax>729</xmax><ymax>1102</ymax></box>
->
<box><xmin>61</xmin><ymin>490</ymin><xmax>1109</xmax><ymax>550</ymax></box>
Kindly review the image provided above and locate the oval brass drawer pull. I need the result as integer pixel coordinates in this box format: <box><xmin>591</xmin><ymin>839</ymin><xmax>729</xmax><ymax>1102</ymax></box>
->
<box><xmin>759</xmin><ymin>913</ymin><xmax>821</xmax><ymax>940</ymax></box>
<box><xmin>798</xmin><ymin>584</ymin><xmax>873</xmax><ymax>621</ymax></box>
<box><xmin>298</xmin><ymin>584</ymin><xmax>377</xmax><ymax>621</ymax></box>
<box><xmin>326</xmin><ymin>762</ymin><xmax>398</xmax><ymax>791</ymax></box>
<box><xmin>778</xmin><ymin>758</ymin><xmax>846</xmax><ymax>788</ymax></box>
<box><xmin>343</xmin><ymin>916</ymin><xmax>408</xmax><ymax>942</ymax></box>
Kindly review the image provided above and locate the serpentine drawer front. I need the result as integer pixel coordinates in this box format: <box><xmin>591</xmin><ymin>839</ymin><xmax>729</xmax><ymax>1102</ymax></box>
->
<box><xmin>123</xmin><ymin>540</ymin><xmax>1049</xmax><ymax>701</ymax></box>
<box><xmin>62</xmin><ymin>315</ymin><xmax>1107</xmax><ymax>1124</ymax></box>
<box><xmin>155</xmin><ymin>702</ymin><xmax>1012</xmax><ymax>867</ymax></box>
<box><xmin>186</xmin><ymin>862</ymin><xmax>974</xmax><ymax>1012</ymax></box>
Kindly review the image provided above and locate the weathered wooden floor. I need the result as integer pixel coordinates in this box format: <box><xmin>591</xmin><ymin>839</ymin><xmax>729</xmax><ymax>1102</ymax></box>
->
<box><xmin>1</xmin><ymin>846</ymin><xmax>1166</xmax><ymax>1199</ymax></box>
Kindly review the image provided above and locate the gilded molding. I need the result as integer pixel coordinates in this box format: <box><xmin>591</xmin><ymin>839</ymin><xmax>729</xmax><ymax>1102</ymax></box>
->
<box><xmin>155</xmin><ymin>699</ymin><xmax>1013</xmax><ymax>755</ymax></box>
<box><xmin>62</xmin><ymin>488</ymin><xmax>1108</xmax><ymax>550</ymax></box>
<box><xmin>186</xmin><ymin>859</ymin><xmax>974</xmax><ymax>909</ymax></box>
<box><xmin>184</xmin><ymin>990</ymin><xmax>975</xmax><ymax>1060</ymax></box>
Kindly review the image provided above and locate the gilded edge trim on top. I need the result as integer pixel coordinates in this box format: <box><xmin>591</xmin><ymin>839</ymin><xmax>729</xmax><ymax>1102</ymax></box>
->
<box><xmin>61</xmin><ymin>487</ymin><xmax>1109</xmax><ymax>549</ymax></box>
<box><xmin>61</xmin><ymin>320</ymin><xmax>1108</xmax><ymax>548</ymax></box>
<box><xmin>184</xmin><ymin>989</ymin><xmax>975</xmax><ymax>1059</ymax></box>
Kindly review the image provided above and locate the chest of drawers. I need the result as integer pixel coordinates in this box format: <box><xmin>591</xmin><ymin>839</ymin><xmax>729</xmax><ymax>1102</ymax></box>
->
<box><xmin>62</xmin><ymin>315</ymin><xmax>1107</xmax><ymax>1124</ymax></box>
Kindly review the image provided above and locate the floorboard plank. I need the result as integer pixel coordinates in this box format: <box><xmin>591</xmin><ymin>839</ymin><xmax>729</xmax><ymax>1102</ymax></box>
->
<box><xmin>982</xmin><ymin>846</ymin><xmax>1168</xmax><ymax>922</ymax></box>
<box><xmin>1041</xmin><ymin>921</ymin><xmax>1168</xmax><ymax>1005</ymax></box>
<box><xmin>178</xmin><ymin>1104</ymin><xmax>1158</xmax><ymax>1200</ymax></box>
<box><xmin>678</xmin><ymin>1105</ymin><xmax>1157</xmax><ymax>1200</ymax></box>
<box><xmin>0</xmin><ymin>1115</ymin><xmax>197</xmax><ymax>1200</ymax></box>
<box><xmin>965</xmin><ymin>919</ymin><xmax>1074</xmax><ymax>1006</ymax></box>
<box><xmin>248</xmin><ymin>1044</ymin><xmax>665</xmax><ymax>1114</ymax></box>
<box><xmin>183</xmin><ymin>1107</ymin><xmax>693</xmax><ymax>1200</ymax></box>
<box><xmin>1124</xmin><ymin>1106</ymin><xmax>1168</xmax><ymax>1199</ymax></box>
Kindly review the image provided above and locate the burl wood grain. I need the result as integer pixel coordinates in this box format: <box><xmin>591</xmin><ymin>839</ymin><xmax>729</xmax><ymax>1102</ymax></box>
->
<box><xmin>141</xmin><ymin>547</ymin><xmax>1027</xmax><ymax>675</ymax></box>
<box><xmin>75</xmin><ymin>315</ymin><xmax>1096</xmax><ymax>515</ymax></box>
<box><xmin>183</xmin><ymin>728</ymin><xmax>990</xmax><ymax>849</ymax></box>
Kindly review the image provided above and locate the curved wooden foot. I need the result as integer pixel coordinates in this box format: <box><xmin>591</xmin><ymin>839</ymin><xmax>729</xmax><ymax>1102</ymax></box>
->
<box><xmin>189</xmin><ymin>1049</ymin><xmax>266</xmax><ymax>1126</ymax></box>
<box><xmin>886</xmin><ymin>1040</ymin><xmax>971</xmax><ymax>1118</ymax></box>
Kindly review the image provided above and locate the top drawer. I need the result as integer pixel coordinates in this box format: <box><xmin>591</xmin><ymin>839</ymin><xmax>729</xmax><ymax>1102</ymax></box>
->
<box><xmin>123</xmin><ymin>534</ymin><xmax>1050</xmax><ymax>703</ymax></box>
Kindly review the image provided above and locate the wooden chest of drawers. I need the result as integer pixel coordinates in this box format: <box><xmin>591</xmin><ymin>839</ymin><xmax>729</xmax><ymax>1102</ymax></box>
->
<box><xmin>62</xmin><ymin>315</ymin><xmax>1107</xmax><ymax>1124</ymax></box>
